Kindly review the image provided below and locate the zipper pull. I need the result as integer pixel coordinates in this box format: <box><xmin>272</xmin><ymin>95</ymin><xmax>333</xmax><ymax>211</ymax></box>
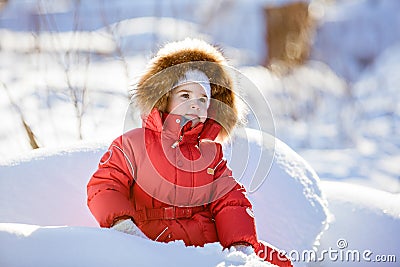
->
<box><xmin>171</xmin><ymin>136</ymin><xmax>183</xmax><ymax>148</ymax></box>
<box><xmin>207</xmin><ymin>159</ymin><xmax>224</xmax><ymax>175</ymax></box>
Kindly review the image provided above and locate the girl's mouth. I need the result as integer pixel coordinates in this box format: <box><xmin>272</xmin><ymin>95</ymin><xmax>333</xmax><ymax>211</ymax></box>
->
<box><xmin>184</xmin><ymin>114</ymin><xmax>201</xmax><ymax>126</ymax></box>
<box><xmin>184</xmin><ymin>114</ymin><xmax>200</xmax><ymax>120</ymax></box>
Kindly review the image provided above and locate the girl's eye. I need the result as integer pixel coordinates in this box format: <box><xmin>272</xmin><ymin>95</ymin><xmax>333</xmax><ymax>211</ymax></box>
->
<box><xmin>199</xmin><ymin>98</ymin><xmax>207</xmax><ymax>104</ymax></box>
<box><xmin>180</xmin><ymin>93</ymin><xmax>190</xmax><ymax>99</ymax></box>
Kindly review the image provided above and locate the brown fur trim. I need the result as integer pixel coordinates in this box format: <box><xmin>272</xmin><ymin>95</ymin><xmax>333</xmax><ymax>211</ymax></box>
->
<box><xmin>132</xmin><ymin>38</ymin><xmax>242</xmax><ymax>139</ymax></box>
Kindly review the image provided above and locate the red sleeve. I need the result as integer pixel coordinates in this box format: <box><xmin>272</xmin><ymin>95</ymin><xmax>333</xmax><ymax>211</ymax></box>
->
<box><xmin>209</xmin><ymin>144</ymin><xmax>258</xmax><ymax>249</ymax></box>
<box><xmin>87</xmin><ymin>136</ymin><xmax>136</xmax><ymax>227</ymax></box>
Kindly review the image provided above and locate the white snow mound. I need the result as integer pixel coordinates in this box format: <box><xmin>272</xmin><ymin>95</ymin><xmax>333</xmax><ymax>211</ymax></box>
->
<box><xmin>0</xmin><ymin>128</ymin><xmax>330</xmax><ymax>266</ymax></box>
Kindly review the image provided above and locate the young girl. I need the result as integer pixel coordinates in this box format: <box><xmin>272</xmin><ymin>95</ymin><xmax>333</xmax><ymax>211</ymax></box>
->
<box><xmin>87</xmin><ymin>38</ymin><xmax>292</xmax><ymax>267</ymax></box>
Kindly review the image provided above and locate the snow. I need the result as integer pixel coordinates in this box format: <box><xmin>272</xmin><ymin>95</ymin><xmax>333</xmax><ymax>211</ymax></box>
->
<box><xmin>1</xmin><ymin>0</ymin><xmax>400</xmax><ymax>266</ymax></box>
<box><xmin>311</xmin><ymin>0</ymin><xmax>400</xmax><ymax>82</ymax></box>
<box><xmin>0</xmin><ymin>130</ymin><xmax>328</xmax><ymax>267</ymax></box>
<box><xmin>1</xmin><ymin>129</ymin><xmax>398</xmax><ymax>266</ymax></box>
<box><xmin>1</xmin><ymin>223</ymin><xmax>262</xmax><ymax>267</ymax></box>
<box><xmin>226</xmin><ymin>129</ymin><xmax>329</xmax><ymax>254</ymax></box>
<box><xmin>314</xmin><ymin>181</ymin><xmax>400</xmax><ymax>266</ymax></box>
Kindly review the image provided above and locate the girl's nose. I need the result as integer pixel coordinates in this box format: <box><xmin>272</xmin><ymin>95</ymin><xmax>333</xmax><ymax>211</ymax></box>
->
<box><xmin>190</xmin><ymin>99</ymin><xmax>200</xmax><ymax>110</ymax></box>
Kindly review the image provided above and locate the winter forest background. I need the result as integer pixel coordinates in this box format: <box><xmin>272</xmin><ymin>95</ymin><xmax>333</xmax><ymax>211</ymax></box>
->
<box><xmin>0</xmin><ymin>0</ymin><xmax>399</xmax><ymax>266</ymax></box>
<box><xmin>1</xmin><ymin>0</ymin><xmax>400</xmax><ymax>193</ymax></box>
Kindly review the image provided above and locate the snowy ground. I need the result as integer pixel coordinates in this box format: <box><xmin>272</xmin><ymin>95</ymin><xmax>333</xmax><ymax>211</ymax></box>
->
<box><xmin>0</xmin><ymin>130</ymin><xmax>331</xmax><ymax>267</ymax></box>
<box><xmin>1</xmin><ymin>130</ymin><xmax>398</xmax><ymax>266</ymax></box>
<box><xmin>1</xmin><ymin>0</ymin><xmax>400</xmax><ymax>266</ymax></box>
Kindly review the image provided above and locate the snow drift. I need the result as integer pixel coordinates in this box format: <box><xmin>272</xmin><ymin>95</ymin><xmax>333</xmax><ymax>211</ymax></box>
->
<box><xmin>0</xmin><ymin>129</ymin><xmax>330</xmax><ymax>267</ymax></box>
<box><xmin>313</xmin><ymin>181</ymin><xmax>400</xmax><ymax>267</ymax></box>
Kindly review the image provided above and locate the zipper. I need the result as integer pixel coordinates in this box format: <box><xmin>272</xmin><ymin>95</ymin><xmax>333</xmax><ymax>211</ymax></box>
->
<box><xmin>171</xmin><ymin>136</ymin><xmax>183</xmax><ymax>148</ymax></box>
<box><xmin>214</xmin><ymin>159</ymin><xmax>225</xmax><ymax>170</ymax></box>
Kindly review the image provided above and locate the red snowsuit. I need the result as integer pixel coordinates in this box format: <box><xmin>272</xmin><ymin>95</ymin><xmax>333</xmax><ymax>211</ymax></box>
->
<box><xmin>87</xmin><ymin>109</ymin><xmax>258</xmax><ymax>248</ymax></box>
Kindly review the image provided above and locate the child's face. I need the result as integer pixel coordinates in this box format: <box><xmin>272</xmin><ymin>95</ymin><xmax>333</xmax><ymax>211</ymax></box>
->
<box><xmin>167</xmin><ymin>82</ymin><xmax>209</xmax><ymax>126</ymax></box>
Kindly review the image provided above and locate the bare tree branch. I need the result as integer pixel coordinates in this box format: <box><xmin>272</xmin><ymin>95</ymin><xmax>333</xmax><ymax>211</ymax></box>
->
<box><xmin>1</xmin><ymin>81</ymin><xmax>40</xmax><ymax>149</ymax></box>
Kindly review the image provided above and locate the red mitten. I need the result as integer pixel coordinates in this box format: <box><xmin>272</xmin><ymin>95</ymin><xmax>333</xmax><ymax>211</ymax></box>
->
<box><xmin>255</xmin><ymin>241</ymin><xmax>293</xmax><ymax>267</ymax></box>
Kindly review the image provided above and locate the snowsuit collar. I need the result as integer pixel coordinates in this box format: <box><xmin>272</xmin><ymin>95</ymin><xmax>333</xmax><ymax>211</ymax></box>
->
<box><xmin>142</xmin><ymin>108</ymin><xmax>222</xmax><ymax>142</ymax></box>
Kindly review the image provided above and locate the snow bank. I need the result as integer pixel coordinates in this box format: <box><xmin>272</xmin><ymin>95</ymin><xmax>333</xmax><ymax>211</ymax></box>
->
<box><xmin>0</xmin><ymin>128</ymin><xmax>330</xmax><ymax>266</ymax></box>
<box><xmin>0</xmin><ymin>142</ymin><xmax>105</xmax><ymax>227</ymax></box>
<box><xmin>0</xmin><ymin>223</ymin><xmax>274</xmax><ymax>267</ymax></box>
<box><xmin>225</xmin><ymin>128</ymin><xmax>330</xmax><ymax>256</ymax></box>
<box><xmin>312</xmin><ymin>181</ymin><xmax>400</xmax><ymax>266</ymax></box>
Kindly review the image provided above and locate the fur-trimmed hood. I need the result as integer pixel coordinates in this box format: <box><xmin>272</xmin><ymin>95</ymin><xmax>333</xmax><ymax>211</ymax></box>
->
<box><xmin>132</xmin><ymin>38</ymin><xmax>243</xmax><ymax>140</ymax></box>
